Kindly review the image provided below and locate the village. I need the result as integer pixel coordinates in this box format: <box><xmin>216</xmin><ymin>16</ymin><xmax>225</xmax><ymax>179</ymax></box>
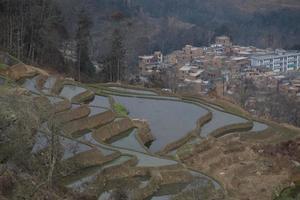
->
<box><xmin>138</xmin><ymin>36</ymin><xmax>300</xmax><ymax>122</ymax></box>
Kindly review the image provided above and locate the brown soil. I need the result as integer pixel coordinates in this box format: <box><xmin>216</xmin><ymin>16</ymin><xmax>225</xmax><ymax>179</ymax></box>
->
<box><xmin>62</xmin><ymin>110</ymin><xmax>116</xmax><ymax>137</ymax></box>
<box><xmin>93</xmin><ymin>118</ymin><xmax>134</xmax><ymax>142</ymax></box>
<box><xmin>54</xmin><ymin>105</ymin><xmax>90</xmax><ymax>125</ymax></box>
<box><xmin>179</xmin><ymin>134</ymin><xmax>293</xmax><ymax>200</ymax></box>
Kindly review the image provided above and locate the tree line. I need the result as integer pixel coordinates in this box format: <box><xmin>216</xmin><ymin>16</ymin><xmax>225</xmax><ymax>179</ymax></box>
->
<box><xmin>0</xmin><ymin>0</ymin><xmax>127</xmax><ymax>82</ymax></box>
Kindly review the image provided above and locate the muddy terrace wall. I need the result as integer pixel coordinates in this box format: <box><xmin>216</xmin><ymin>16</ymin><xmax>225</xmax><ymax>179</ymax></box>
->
<box><xmin>93</xmin><ymin>118</ymin><xmax>134</xmax><ymax>142</ymax></box>
<box><xmin>54</xmin><ymin>99</ymin><xmax>71</xmax><ymax>113</ymax></box>
<box><xmin>158</xmin><ymin>112</ymin><xmax>213</xmax><ymax>155</ymax></box>
<box><xmin>61</xmin><ymin>148</ymin><xmax>120</xmax><ymax>177</ymax></box>
<box><xmin>53</xmin><ymin>105</ymin><xmax>90</xmax><ymax>125</ymax></box>
<box><xmin>130</xmin><ymin>176</ymin><xmax>160</xmax><ymax>200</ymax></box>
<box><xmin>95</xmin><ymin>164</ymin><xmax>195</xmax><ymax>199</ymax></box>
<box><xmin>133</xmin><ymin>119</ymin><xmax>156</xmax><ymax>146</ymax></box>
<box><xmin>239</xmin><ymin>127</ymin><xmax>274</xmax><ymax>141</ymax></box>
<box><xmin>89</xmin><ymin>83</ymin><xmax>160</xmax><ymax>96</ymax></box>
<box><xmin>90</xmin><ymin>85</ymin><xmax>256</xmax><ymax>155</ymax></box>
<box><xmin>210</xmin><ymin>121</ymin><xmax>253</xmax><ymax>138</ymax></box>
<box><xmin>62</xmin><ymin>110</ymin><xmax>116</xmax><ymax>137</ymax></box>
<box><xmin>97</xmin><ymin>162</ymin><xmax>186</xmax><ymax>183</ymax></box>
<box><xmin>71</xmin><ymin>90</ymin><xmax>95</xmax><ymax>104</ymax></box>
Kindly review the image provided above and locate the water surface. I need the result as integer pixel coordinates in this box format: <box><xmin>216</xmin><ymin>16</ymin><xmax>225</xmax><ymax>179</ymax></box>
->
<box><xmin>200</xmin><ymin>108</ymin><xmax>247</xmax><ymax>137</ymax></box>
<box><xmin>89</xmin><ymin>106</ymin><xmax>108</xmax><ymax>116</ymax></box>
<box><xmin>22</xmin><ymin>77</ymin><xmax>40</xmax><ymax>93</ymax></box>
<box><xmin>111</xmin><ymin>129</ymin><xmax>147</xmax><ymax>153</ymax></box>
<box><xmin>251</xmin><ymin>121</ymin><xmax>268</xmax><ymax>132</ymax></box>
<box><xmin>89</xmin><ymin>95</ymin><xmax>111</xmax><ymax>108</ymax></box>
<box><xmin>42</xmin><ymin>76</ymin><xmax>57</xmax><ymax>94</ymax></box>
<box><xmin>78</xmin><ymin>133</ymin><xmax>178</xmax><ymax>167</ymax></box>
<box><xmin>67</xmin><ymin>155</ymin><xmax>133</xmax><ymax>190</ymax></box>
<box><xmin>113</xmin><ymin>96</ymin><xmax>208</xmax><ymax>152</ymax></box>
<box><xmin>0</xmin><ymin>77</ymin><xmax>5</xmax><ymax>85</ymax></box>
<box><xmin>59</xmin><ymin>85</ymin><xmax>86</xmax><ymax>100</ymax></box>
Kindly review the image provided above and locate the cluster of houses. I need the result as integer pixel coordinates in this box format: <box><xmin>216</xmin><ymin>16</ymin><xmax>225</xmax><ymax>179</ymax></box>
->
<box><xmin>138</xmin><ymin>36</ymin><xmax>300</xmax><ymax>95</ymax></box>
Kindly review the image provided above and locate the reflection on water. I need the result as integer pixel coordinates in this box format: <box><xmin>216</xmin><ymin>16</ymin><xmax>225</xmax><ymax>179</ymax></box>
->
<box><xmin>200</xmin><ymin>108</ymin><xmax>247</xmax><ymax>137</ymax></box>
<box><xmin>251</xmin><ymin>121</ymin><xmax>268</xmax><ymax>132</ymax></box>
<box><xmin>113</xmin><ymin>96</ymin><xmax>208</xmax><ymax>152</ymax></box>
<box><xmin>89</xmin><ymin>95</ymin><xmax>111</xmax><ymax>108</ymax></box>
<box><xmin>59</xmin><ymin>85</ymin><xmax>86</xmax><ymax>100</ymax></box>
<box><xmin>79</xmin><ymin>133</ymin><xmax>178</xmax><ymax>167</ymax></box>
<box><xmin>22</xmin><ymin>77</ymin><xmax>40</xmax><ymax>93</ymax></box>
<box><xmin>111</xmin><ymin>129</ymin><xmax>148</xmax><ymax>153</ymax></box>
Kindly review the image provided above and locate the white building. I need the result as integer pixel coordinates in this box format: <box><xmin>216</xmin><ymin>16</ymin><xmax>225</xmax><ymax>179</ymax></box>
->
<box><xmin>251</xmin><ymin>50</ymin><xmax>300</xmax><ymax>72</ymax></box>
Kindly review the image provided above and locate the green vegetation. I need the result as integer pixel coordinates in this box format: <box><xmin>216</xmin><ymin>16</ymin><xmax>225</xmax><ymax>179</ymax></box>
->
<box><xmin>0</xmin><ymin>63</ymin><xmax>8</xmax><ymax>69</ymax></box>
<box><xmin>274</xmin><ymin>183</ymin><xmax>300</xmax><ymax>200</ymax></box>
<box><xmin>113</xmin><ymin>103</ymin><xmax>129</xmax><ymax>116</ymax></box>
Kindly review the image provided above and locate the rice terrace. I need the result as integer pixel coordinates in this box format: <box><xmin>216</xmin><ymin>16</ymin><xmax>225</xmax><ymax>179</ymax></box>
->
<box><xmin>1</xmin><ymin>53</ymin><xmax>300</xmax><ymax>199</ymax></box>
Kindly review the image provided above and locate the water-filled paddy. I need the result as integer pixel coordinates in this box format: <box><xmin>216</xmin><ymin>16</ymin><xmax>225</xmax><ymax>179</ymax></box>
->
<box><xmin>67</xmin><ymin>155</ymin><xmax>133</xmax><ymax>190</ymax></box>
<box><xmin>31</xmin><ymin>131</ymin><xmax>49</xmax><ymax>153</ymax></box>
<box><xmin>22</xmin><ymin>77</ymin><xmax>40</xmax><ymax>93</ymax></box>
<box><xmin>59</xmin><ymin>137</ymin><xmax>92</xmax><ymax>160</ymax></box>
<box><xmin>89</xmin><ymin>95</ymin><xmax>111</xmax><ymax>108</ymax></box>
<box><xmin>31</xmin><ymin>130</ymin><xmax>92</xmax><ymax>160</ymax></box>
<box><xmin>89</xmin><ymin>106</ymin><xmax>107</xmax><ymax>116</ymax></box>
<box><xmin>111</xmin><ymin>129</ymin><xmax>148</xmax><ymax>153</ymax></box>
<box><xmin>78</xmin><ymin>133</ymin><xmax>178</xmax><ymax>167</ymax></box>
<box><xmin>59</xmin><ymin>85</ymin><xmax>86</xmax><ymax>100</ymax></box>
<box><xmin>200</xmin><ymin>108</ymin><xmax>248</xmax><ymax>137</ymax></box>
<box><xmin>251</xmin><ymin>121</ymin><xmax>268</xmax><ymax>132</ymax></box>
<box><xmin>0</xmin><ymin>77</ymin><xmax>5</xmax><ymax>85</ymax></box>
<box><xmin>150</xmin><ymin>172</ymin><xmax>221</xmax><ymax>200</ymax></box>
<box><xmin>42</xmin><ymin>76</ymin><xmax>57</xmax><ymax>94</ymax></box>
<box><xmin>79</xmin><ymin>133</ymin><xmax>116</xmax><ymax>156</ymax></box>
<box><xmin>112</xmin><ymin>96</ymin><xmax>208</xmax><ymax>152</ymax></box>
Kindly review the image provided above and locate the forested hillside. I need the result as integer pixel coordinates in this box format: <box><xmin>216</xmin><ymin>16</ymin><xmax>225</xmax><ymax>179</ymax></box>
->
<box><xmin>1</xmin><ymin>0</ymin><xmax>300</xmax><ymax>79</ymax></box>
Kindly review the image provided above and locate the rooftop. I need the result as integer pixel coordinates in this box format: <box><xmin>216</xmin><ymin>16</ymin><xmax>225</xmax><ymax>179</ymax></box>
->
<box><xmin>251</xmin><ymin>51</ymin><xmax>300</xmax><ymax>60</ymax></box>
<box><xmin>231</xmin><ymin>56</ymin><xmax>248</xmax><ymax>61</ymax></box>
<box><xmin>190</xmin><ymin>69</ymin><xmax>204</xmax><ymax>77</ymax></box>
<box><xmin>139</xmin><ymin>55</ymin><xmax>154</xmax><ymax>60</ymax></box>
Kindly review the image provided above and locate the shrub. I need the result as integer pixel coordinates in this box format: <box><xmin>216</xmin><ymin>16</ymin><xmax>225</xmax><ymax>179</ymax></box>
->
<box><xmin>113</xmin><ymin>103</ymin><xmax>128</xmax><ymax>116</ymax></box>
<box><xmin>0</xmin><ymin>63</ymin><xmax>8</xmax><ymax>69</ymax></box>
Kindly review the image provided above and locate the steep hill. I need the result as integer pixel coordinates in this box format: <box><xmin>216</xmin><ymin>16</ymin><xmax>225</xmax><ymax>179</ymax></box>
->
<box><xmin>57</xmin><ymin>0</ymin><xmax>300</xmax><ymax>66</ymax></box>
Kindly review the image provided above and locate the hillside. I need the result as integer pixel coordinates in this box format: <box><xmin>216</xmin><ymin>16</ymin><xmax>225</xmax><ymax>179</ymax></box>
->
<box><xmin>1</xmin><ymin>0</ymin><xmax>300</xmax><ymax>73</ymax></box>
<box><xmin>1</xmin><ymin>53</ymin><xmax>300</xmax><ymax>199</ymax></box>
<box><xmin>61</xmin><ymin>0</ymin><xmax>300</xmax><ymax>65</ymax></box>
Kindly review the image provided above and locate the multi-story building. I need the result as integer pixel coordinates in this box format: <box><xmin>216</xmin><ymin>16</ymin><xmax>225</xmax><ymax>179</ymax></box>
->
<box><xmin>215</xmin><ymin>36</ymin><xmax>232</xmax><ymax>47</ymax></box>
<box><xmin>178</xmin><ymin>63</ymin><xmax>204</xmax><ymax>81</ymax></box>
<box><xmin>251</xmin><ymin>50</ymin><xmax>300</xmax><ymax>72</ymax></box>
<box><xmin>169</xmin><ymin>45</ymin><xmax>204</xmax><ymax>64</ymax></box>
<box><xmin>139</xmin><ymin>51</ymin><xmax>163</xmax><ymax>76</ymax></box>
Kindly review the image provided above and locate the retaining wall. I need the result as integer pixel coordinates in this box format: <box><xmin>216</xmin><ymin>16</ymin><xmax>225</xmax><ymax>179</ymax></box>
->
<box><xmin>159</xmin><ymin>170</ymin><xmax>194</xmax><ymax>185</ymax></box>
<box><xmin>210</xmin><ymin>121</ymin><xmax>253</xmax><ymax>138</ymax></box>
<box><xmin>54</xmin><ymin>105</ymin><xmax>90</xmax><ymax>125</ymax></box>
<box><xmin>71</xmin><ymin>90</ymin><xmax>95</xmax><ymax>104</ymax></box>
<box><xmin>62</xmin><ymin>148</ymin><xmax>120</xmax><ymax>176</ymax></box>
<box><xmin>54</xmin><ymin>99</ymin><xmax>71</xmax><ymax>113</ymax></box>
<box><xmin>62</xmin><ymin>110</ymin><xmax>116</xmax><ymax>137</ymax></box>
<box><xmin>158</xmin><ymin>112</ymin><xmax>213</xmax><ymax>155</ymax></box>
<box><xmin>130</xmin><ymin>176</ymin><xmax>160</xmax><ymax>200</ymax></box>
<box><xmin>92</xmin><ymin>118</ymin><xmax>134</xmax><ymax>142</ymax></box>
<box><xmin>133</xmin><ymin>119</ymin><xmax>156</xmax><ymax>146</ymax></box>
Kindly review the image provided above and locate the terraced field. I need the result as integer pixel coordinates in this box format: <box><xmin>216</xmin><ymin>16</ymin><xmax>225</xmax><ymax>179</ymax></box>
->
<box><xmin>18</xmin><ymin>74</ymin><xmax>277</xmax><ymax>200</ymax></box>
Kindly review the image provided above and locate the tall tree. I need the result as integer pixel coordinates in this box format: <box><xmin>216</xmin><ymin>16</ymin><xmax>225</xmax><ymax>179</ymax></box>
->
<box><xmin>75</xmin><ymin>9</ymin><xmax>94</xmax><ymax>81</ymax></box>
<box><xmin>103</xmin><ymin>29</ymin><xmax>126</xmax><ymax>82</ymax></box>
<box><xmin>0</xmin><ymin>0</ymin><xmax>68</xmax><ymax>71</ymax></box>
